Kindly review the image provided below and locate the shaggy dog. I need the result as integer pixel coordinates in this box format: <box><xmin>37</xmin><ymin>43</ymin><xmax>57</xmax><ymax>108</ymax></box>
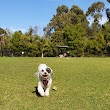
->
<box><xmin>35</xmin><ymin>64</ymin><xmax>53</xmax><ymax>96</ymax></box>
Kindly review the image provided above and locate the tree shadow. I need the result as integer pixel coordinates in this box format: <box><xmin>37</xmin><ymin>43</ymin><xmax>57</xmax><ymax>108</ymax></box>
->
<box><xmin>32</xmin><ymin>86</ymin><xmax>41</xmax><ymax>97</ymax></box>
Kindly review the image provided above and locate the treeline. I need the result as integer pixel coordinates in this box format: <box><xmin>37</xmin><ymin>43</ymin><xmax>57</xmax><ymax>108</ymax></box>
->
<box><xmin>0</xmin><ymin>28</ymin><xmax>55</xmax><ymax>57</ymax></box>
<box><xmin>0</xmin><ymin>1</ymin><xmax>110</xmax><ymax>57</ymax></box>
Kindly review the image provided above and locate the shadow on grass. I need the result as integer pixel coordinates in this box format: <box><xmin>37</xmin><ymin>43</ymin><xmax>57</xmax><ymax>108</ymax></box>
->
<box><xmin>32</xmin><ymin>86</ymin><xmax>41</xmax><ymax>97</ymax></box>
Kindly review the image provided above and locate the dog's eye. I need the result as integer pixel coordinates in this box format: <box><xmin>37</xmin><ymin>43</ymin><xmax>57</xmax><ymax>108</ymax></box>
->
<box><xmin>42</xmin><ymin>70</ymin><xmax>44</xmax><ymax>72</ymax></box>
<box><xmin>46</xmin><ymin>68</ymin><xmax>51</xmax><ymax>73</ymax></box>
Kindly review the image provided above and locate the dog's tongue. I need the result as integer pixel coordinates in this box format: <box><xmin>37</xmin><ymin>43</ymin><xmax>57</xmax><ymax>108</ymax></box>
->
<box><xmin>43</xmin><ymin>79</ymin><xmax>48</xmax><ymax>86</ymax></box>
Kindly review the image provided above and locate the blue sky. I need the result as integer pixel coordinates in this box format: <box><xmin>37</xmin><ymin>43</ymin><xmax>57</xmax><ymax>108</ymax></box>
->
<box><xmin>0</xmin><ymin>0</ymin><xmax>109</xmax><ymax>36</ymax></box>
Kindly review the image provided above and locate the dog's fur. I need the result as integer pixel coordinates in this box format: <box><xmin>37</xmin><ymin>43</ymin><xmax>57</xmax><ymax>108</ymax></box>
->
<box><xmin>35</xmin><ymin>64</ymin><xmax>53</xmax><ymax>96</ymax></box>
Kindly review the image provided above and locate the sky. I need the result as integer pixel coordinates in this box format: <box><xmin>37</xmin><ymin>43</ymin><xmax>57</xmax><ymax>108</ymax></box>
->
<box><xmin>0</xmin><ymin>0</ymin><xmax>109</xmax><ymax>36</ymax></box>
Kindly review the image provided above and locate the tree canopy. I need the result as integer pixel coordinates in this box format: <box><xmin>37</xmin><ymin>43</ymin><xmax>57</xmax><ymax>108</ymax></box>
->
<box><xmin>0</xmin><ymin>1</ymin><xmax>110</xmax><ymax>57</ymax></box>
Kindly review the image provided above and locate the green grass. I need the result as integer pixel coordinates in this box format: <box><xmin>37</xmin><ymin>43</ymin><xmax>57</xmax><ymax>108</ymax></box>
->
<box><xmin>0</xmin><ymin>57</ymin><xmax>110</xmax><ymax>110</ymax></box>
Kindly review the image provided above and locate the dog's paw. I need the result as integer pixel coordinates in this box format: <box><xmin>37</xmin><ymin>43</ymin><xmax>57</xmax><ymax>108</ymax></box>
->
<box><xmin>40</xmin><ymin>92</ymin><xmax>45</xmax><ymax>97</ymax></box>
<box><xmin>45</xmin><ymin>91</ymin><xmax>49</xmax><ymax>96</ymax></box>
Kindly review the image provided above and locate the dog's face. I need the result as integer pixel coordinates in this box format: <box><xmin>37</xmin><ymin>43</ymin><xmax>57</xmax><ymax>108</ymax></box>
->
<box><xmin>37</xmin><ymin>64</ymin><xmax>53</xmax><ymax>79</ymax></box>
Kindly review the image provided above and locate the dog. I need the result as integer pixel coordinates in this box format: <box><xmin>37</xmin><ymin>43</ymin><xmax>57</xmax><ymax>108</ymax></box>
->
<box><xmin>35</xmin><ymin>64</ymin><xmax>53</xmax><ymax>96</ymax></box>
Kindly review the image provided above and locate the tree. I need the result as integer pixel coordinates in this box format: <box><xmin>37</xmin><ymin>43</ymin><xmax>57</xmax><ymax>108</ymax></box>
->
<box><xmin>86</xmin><ymin>2</ymin><xmax>105</xmax><ymax>32</ymax></box>
<box><xmin>42</xmin><ymin>39</ymin><xmax>55</xmax><ymax>57</ymax></box>
<box><xmin>86</xmin><ymin>2</ymin><xmax>105</xmax><ymax>17</ymax></box>
<box><xmin>0</xmin><ymin>28</ymin><xmax>6</xmax><ymax>56</ymax></box>
<box><xmin>87</xmin><ymin>32</ymin><xmax>105</xmax><ymax>56</ymax></box>
<box><xmin>51</xmin><ymin>31</ymin><xmax>64</xmax><ymax>46</ymax></box>
<box><xmin>107</xmin><ymin>0</ymin><xmax>110</xmax><ymax>3</ymax></box>
<box><xmin>43</xmin><ymin>24</ymin><xmax>53</xmax><ymax>36</ymax></box>
<box><xmin>63</xmin><ymin>24</ymin><xmax>87</xmax><ymax>57</ymax></box>
<box><xmin>10</xmin><ymin>31</ymin><xmax>23</xmax><ymax>56</ymax></box>
<box><xmin>25</xmin><ymin>26</ymin><xmax>38</xmax><ymax>36</ymax></box>
<box><xmin>106</xmin><ymin>8</ymin><xmax>110</xmax><ymax>22</ymax></box>
<box><xmin>56</xmin><ymin>5</ymin><xmax>68</xmax><ymax>16</ymax></box>
<box><xmin>44</xmin><ymin>5</ymin><xmax>69</xmax><ymax>36</ymax></box>
<box><xmin>101</xmin><ymin>23</ymin><xmax>110</xmax><ymax>56</ymax></box>
<box><xmin>30</xmin><ymin>35</ymin><xmax>41</xmax><ymax>57</ymax></box>
<box><xmin>69</xmin><ymin>5</ymin><xmax>87</xmax><ymax>25</ymax></box>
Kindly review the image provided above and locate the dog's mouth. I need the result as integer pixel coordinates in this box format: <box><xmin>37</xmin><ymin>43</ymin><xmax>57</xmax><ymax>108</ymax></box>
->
<box><xmin>43</xmin><ymin>75</ymin><xmax>48</xmax><ymax>78</ymax></box>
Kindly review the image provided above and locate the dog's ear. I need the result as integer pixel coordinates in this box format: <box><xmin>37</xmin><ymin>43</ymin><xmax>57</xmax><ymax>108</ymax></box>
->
<box><xmin>34</xmin><ymin>71</ymin><xmax>39</xmax><ymax>78</ymax></box>
<box><xmin>46</xmin><ymin>67</ymin><xmax>51</xmax><ymax>73</ymax></box>
<box><xmin>46</xmin><ymin>67</ymin><xmax>54</xmax><ymax>76</ymax></box>
<box><xmin>51</xmin><ymin>69</ymin><xmax>54</xmax><ymax>76</ymax></box>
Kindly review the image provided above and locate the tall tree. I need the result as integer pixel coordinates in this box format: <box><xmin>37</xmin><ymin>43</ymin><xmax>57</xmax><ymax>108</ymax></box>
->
<box><xmin>69</xmin><ymin>5</ymin><xmax>88</xmax><ymax>26</ymax></box>
<box><xmin>86</xmin><ymin>2</ymin><xmax>105</xmax><ymax>32</ymax></box>
<box><xmin>44</xmin><ymin>5</ymin><xmax>69</xmax><ymax>35</ymax></box>
<box><xmin>63</xmin><ymin>24</ymin><xmax>87</xmax><ymax>57</ymax></box>
<box><xmin>106</xmin><ymin>8</ymin><xmax>110</xmax><ymax>22</ymax></box>
<box><xmin>107</xmin><ymin>0</ymin><xmax>110</xmax><ymax>3</ymax></box>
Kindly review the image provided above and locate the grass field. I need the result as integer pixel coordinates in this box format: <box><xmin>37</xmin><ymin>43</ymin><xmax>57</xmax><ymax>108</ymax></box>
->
<box><xmin>0</xmin><ymin>57</ymin><xmax>110</xmax><ymax>110</ymax></box>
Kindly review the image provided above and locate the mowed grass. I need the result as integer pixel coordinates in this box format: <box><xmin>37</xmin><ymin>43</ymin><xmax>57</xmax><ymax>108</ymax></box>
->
<box><xmin>0</xmin><ymin>57</ymin><xmax>110</xmax><ymax>110</ymax></box>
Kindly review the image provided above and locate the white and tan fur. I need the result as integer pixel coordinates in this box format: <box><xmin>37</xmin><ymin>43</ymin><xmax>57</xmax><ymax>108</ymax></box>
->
<box><xmin>35</xmin><ymin>64</ymin><xmax>53</xmax><ymax>96</ymax></box>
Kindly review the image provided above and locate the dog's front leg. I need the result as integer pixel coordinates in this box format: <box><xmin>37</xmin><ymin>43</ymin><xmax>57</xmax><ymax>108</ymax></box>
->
<box><xmin>45</xmin><ymin>87</ymin><xmax>50</xmax><ymax>96</ymax></box>
<box><xmin>38</xmin><ymin>85</ymin><xmax>45</xmax><ymax>96</ymax></box>
<box><xmin>45</xmin><ymin>79</ymin><xmax>52</xmax><ymax>96</ymax></box>
<box><xmin>38</xmin><ymin>81</ymin><xmax>45</xmax><ymax>96</ymax></box>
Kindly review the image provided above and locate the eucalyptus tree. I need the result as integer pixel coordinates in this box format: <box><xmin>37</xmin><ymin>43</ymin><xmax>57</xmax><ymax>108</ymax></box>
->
<box><xmin>52</xmin><ymin>5</ymin><xmax>69</xmax><ymax>31</ymax></box>
<box><xmin>86</xmin><ymin>2</ymin><xmax>105</xmax><ymax>33</ymax></box>
<box><xmin>44</xmin><ymin>4</ymin><xmax>89</xmax><ymax>56</ymax></box>
<box><xmin>43</xmin><ymin>5</ymin><xmax>69</xmax><ymax>56</ymax></box>
<box><xmin>106</xmin><ymin>8</ymin><xmax>110</xmax><ymax>22</ymax></box>
<box><xmin>107</xmin><ymin>0</ymin><xmax>110</xmax><ymax>3</ymax></box>
<box><xmin>69</xmin><ymin>5</ymin><xmax>88</xmax><ymax>27</ymax></box>
<box><xmin>43</xmin><ymin>5</ymin><xmax>69</xmax><ymax>36</ymax></box>
<box><xmin>85</xmin><ymin>2</ymin><xmax>105</xmax><ymax>56</ymax></box>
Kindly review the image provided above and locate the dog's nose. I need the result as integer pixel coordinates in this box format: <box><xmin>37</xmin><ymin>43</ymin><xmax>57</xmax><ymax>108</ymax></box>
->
<box><xmin>44</xmin><ymin>72</ymin><xmax>47</xmax><ymax>74</ymax></box>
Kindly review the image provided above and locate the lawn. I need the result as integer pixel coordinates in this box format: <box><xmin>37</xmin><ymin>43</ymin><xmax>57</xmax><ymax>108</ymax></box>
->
<box><xmin>0</xmin><ymin>57</ymin><xmax>110</xmax><ymax>110</ymax></box>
